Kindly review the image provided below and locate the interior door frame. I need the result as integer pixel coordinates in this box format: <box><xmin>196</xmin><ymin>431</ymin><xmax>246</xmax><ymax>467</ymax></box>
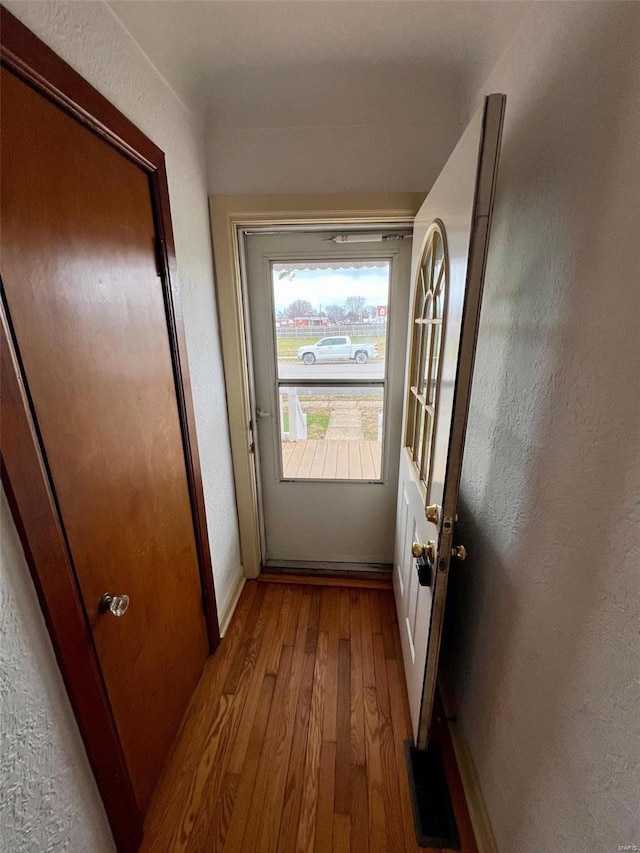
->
<box><xmin>210</xmin><ymin>193</ymin><xmax>425</xmax><ymax>577</ymax></box>
<box><xmin>0</xmin><ymin>9</ymin><xmax>220</xmax><ymax>851</ymax></box>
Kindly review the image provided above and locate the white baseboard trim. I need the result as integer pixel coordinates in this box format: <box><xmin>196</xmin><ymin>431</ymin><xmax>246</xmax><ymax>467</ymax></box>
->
<box><xmin>217</xmin><ymin>569</ymin><xmax>246</xmax><ymax>638</ymax></box>
<box><xmin>438</xmin><ymin>678</ymin><xmax>498</xmax><ymax>853</ymax></box>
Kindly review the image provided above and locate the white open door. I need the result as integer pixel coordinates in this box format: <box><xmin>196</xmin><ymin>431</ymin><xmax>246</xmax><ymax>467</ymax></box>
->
<box><xmin>395</xmin><ymin>94</ymin><xmax>506</xmax><ymax>747</ymax></box>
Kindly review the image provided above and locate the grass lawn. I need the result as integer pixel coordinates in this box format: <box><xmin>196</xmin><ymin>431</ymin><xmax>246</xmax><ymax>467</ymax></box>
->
<box><xmin>277</xmin><ymin>335</ymin><xmax>386</xmax><ymax>360</ymax></box>
<box><xmin>307</xmin><ymin>413</ymin><xmax>330</xmax><ymax>439</ymax></box>
<box><xmin>282</xmin><ymin>410</ymin><xmax>330</xmax><ymax>439</ymax></box>
<box><xmin>283</xmin><ymin>401</ymin><xmax>382</xmax><ymax>441</ymax></box>
<box><xmin>360</xmin><ymin>409</ymin><xmax>380</xmax><ymax>441</ymax></box>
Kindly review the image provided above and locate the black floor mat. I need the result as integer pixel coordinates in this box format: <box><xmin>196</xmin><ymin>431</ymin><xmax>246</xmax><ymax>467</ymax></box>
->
<box><xmin>404</xmin><ymin>740</ymin><xmax>461</xmax><ymax>849</ymax></box>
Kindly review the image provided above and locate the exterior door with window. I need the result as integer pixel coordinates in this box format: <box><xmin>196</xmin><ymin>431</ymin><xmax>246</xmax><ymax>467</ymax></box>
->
<box><xmin>395</xmin><ymin>95</ymin><xmax>506</xmax><ymax>745</ymax></box>
<box><xmin>244</xmin><ymin>229</ymin><xmax>412</xmax><ymax>566</ymax></box>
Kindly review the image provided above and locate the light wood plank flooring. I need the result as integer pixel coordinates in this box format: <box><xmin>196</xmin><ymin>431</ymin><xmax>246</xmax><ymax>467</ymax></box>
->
<box><xmin>282</xmin><ymin>440</ymin><xmax>382</xmax><ymax>480</ymax></box>
<box><xmin>141</xmin><ymin>580</ymin><xmax>477</xmax><ymax>853</ymax></box>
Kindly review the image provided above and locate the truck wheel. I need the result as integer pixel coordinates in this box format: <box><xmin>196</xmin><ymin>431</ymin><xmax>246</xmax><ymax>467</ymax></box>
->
<box><xmin>302</xmin><ymin>352</ymin><xmax>316</xmax><ymax>365</ymax></box>
<box><xmin>355</xmin><ymin>351</ymin><xmax>368</xmax><ymax>364</ymax></box>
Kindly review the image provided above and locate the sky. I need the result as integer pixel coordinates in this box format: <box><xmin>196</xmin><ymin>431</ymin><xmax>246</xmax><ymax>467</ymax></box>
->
<box><xmin>272</xmin><ymin>265</ymin><xmax>390</xmax><ymax>313</ymax></box>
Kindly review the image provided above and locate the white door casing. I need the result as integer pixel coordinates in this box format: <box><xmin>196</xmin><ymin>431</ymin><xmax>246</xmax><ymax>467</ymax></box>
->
<box><xmin>209</xmin><ymin>194</ymin><xmax>424</xmax><ymax>578</ymax></box>
<box><xmin>394</xmin><ymin>95</ymin><xmax>506</xmax><ymax>745</ymax></box>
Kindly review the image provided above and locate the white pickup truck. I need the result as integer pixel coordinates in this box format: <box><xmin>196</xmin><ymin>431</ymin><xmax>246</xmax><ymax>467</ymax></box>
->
<box><xmin>296</xmin><ymin>335</ymin><xmax>378</xmax><ymax>365</ymax></box>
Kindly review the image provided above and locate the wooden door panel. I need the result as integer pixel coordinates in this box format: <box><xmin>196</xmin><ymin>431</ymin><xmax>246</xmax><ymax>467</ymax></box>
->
<box><xmin>1</xmin><ymin>68</ymin><xmax>209</xmax><ymax>812</ymax></box>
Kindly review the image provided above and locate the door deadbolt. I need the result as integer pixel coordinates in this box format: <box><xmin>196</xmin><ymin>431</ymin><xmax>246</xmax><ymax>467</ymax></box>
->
<box><xmin>426</xmin><ymin>504</ymin><xmax>440</xmax><ymax>524</ymax></box>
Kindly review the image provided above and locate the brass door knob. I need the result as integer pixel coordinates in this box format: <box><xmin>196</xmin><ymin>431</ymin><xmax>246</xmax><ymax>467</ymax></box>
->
<box><xmin>99</xmin><ymin>593</ymin><xmax>130</xmax><ymax>617</ymax></box>
<box><xmin>412</xmin><ymin>540</ymin><xmax>435</xmax><ymax>561</ymax></box>
<box><xmin>451</xmin><ymin>545</ymin><xmax>467</xmax><ymax>561</ymax></box>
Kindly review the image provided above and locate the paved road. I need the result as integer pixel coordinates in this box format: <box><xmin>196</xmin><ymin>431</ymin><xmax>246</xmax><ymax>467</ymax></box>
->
<box><xmin>278</xmin><ymin>361</ymin><xmax>385</xmax><ymax>381</ymax></box>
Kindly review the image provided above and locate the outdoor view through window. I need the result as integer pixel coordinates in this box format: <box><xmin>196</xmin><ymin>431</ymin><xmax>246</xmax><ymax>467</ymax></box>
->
<box><xmin>272</xmin><ymin>259</ymin><xmax>390</xmax><ymax>480</ymax></box>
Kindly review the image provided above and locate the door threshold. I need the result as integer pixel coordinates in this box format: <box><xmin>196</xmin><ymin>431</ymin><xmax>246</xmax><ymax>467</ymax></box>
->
<box><xmin>262</xmin><ymin>560</ymin><xmax>393</xmax><ymax>583</ymax></box>
<box><xmin>258</xmin><ymin>572</ymin><xmax>392</xmax><ymax>590</ymax></box>
<box><xmin>262</xmin><ymin>559</ymin><xmax>392</xmax><ymax>576</ymax></box>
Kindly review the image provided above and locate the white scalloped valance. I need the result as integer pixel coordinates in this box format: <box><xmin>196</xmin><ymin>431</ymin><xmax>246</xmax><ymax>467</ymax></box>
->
<box><xmin>272</xmin><ymin>260</ymin><xmax>388</xmax><ymax>273</ymax></box>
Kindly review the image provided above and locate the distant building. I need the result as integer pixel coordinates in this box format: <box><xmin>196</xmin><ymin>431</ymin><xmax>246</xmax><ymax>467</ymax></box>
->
<box><xmin>292</xmin><ymin>316</ymin><xmax>328</xmax><ymax>327</ymax></box>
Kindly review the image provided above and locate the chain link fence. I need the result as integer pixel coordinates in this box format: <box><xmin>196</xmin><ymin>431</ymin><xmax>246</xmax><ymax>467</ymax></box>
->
<box><xmin>275</xmin><ymin>323</ymin><xmax>387</xmax><ymax>338</ymax></box>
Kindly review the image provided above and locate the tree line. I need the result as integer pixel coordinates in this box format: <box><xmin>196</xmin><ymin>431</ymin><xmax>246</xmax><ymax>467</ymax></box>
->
<box><xmin>277</xmin><ymin>295</ymin><xmax>381</xmax><ymax>324</ymax></box>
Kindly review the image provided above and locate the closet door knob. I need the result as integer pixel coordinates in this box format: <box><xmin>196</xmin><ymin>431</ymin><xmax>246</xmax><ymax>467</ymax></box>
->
<box><xmin>99</xmin><ymin>593</ymin><xmax>130</xmax><ymax>617</ymax></box>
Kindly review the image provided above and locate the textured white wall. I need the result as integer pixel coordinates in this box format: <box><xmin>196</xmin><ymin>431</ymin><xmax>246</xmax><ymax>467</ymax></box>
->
<box><xmin>202</xmin><ymin>21</ymin><xmax>467</xmax><ymax>196</ymax></box>
<box><xmin>442</xmin><ymin>3</ymin><xmax>640</xmax><ymax>851</ymax></box>
<box><xmin>207</xmin><ymin>120</ymin><xmax>458</xmax><ymax>195</ymax></box>
<box><xmin>2</xmin><ymin>0</ymin><xmax>242</xmax><ymax>847</ymax></box>
<box><xmin>0</xmin><ymin>494</ymin><xmax>115</xmax><ymax>853</ymax></box>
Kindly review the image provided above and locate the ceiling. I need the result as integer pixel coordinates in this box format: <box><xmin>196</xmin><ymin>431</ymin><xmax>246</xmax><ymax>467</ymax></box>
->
<box><xmin>109</xmin><ymin>1</ymin><xmax>530</xmax><ymax>130</ymax></box>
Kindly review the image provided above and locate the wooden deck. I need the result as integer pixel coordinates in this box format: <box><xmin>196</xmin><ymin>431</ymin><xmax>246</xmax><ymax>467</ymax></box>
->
<box><xmin>282</xmin><ymin>439</ymin><xmax>382</xmax><ymax>479</ymax></box>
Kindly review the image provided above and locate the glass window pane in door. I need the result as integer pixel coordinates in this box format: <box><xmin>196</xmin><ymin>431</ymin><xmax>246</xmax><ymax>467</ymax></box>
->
<box><xmin>278</xmin><ymin>385</ymin><xmax>384</xmax><ymax>481</ymax></box>
<box><xmin>424</xmin><ymin>322</ymin><xmax>442</xmax><ymax>407</ymax></box>
<box><xmin>414</xmin><ymin>400</ymin><xmax>425</xmax><ymax>470</ymax></box>
<box><xmin>272</xmin><ymin>261</ymin><xmax>390</xmax><ymax>381</ymax></box>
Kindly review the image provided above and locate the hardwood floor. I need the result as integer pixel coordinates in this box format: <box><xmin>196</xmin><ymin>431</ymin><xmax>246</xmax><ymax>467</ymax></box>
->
<box><xmin>141</xmin><ymin>580</ymin><xmax>477</xmax><ymax>853</ymax></box>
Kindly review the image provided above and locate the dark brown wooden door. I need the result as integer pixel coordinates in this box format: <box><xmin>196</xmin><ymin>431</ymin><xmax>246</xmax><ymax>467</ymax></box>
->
<box><xmin>1</xmin><ymin>68</ymin><xmax>210</xmax><ymax>814</ymax></box>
